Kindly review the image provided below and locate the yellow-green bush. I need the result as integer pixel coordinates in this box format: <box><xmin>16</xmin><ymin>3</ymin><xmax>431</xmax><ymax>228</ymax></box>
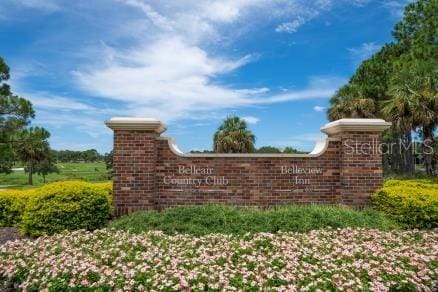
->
<box><xmin>383</xmin><ymin>179</ymin><xmax>438</xmax><ymax>189</ymax></box>
<box><xmin>372</xmin><ymin>180</ymin><xmax>438</xmax><ymax>228</ymax></box>
<box><xmin>0</xmin><ymin>190</ymin><xmax>33</xmax><ymax>226</ymax></box>
<box><xmin>20</xmin><ymin>181</ymin><xmax>112</xmax><ymax>236</ymax></box>
<box><xmin>93</xmin><ymin>181</ymin><xmax>113</xmax><ymax>214</ymax></box>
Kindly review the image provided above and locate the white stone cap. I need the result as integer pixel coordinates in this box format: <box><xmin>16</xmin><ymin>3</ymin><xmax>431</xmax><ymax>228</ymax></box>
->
<box><xmin>105</xmin><ymin>117</ymin><xmax>166</xmax><ymax>133</ymax></box>
<box><xmin>320</xmin><ymin>118</ymin><xmax>391</xmax><ymax>135</ymax></box>
<box><xmin>158</xmin><ymin>136</ymin><xmax>338</xmax><ymax>158</ymax></box>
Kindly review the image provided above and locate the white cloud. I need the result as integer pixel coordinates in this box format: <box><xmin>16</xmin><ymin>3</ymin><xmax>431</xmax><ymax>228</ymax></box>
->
<box><xmin>313</xmin><ymin>105</ymin><xmax>325</xmax><ymax>112</ymax></box>
<box><xmin>350</xmin><ymin>0</ymin><xmax>372</xmax><ymax>7</ymax></box>
<box><xmin>20</xmin><ymin>92</ymin><xmax>96</xmax><ymax>111</ymax></box>
<box><xmin>116</xmin><ymin>0</ymin><xmax>174</xmax><ymax>31</ymax></box>
<box><xmin>242</xmin><ymin>116</ymin><xmax>260</xmax><ymax>124</ymax></box>
<box><xmin>49</xmin><ymin>138</ymin><xmax>108</xmax><ymax>151</ymax></box>
<box><xmin>6</xmin><ymin>0</ymin><xmax>60</xmax><ymax>12</ymax></box>
<box><xmin>4</xmin><ymin>0</ymin><xmax>393</xmax><ymax>153</ymax></box>
<box><xmin>34</xmin><ymin>110</ymin><xmax>110</xmax><ymax>139</ymax></box>
<box><xmin>348</xmin><ymin>42</ymin><xmax>381</xmax><ymax>63</ymax></box>
<box><xmin>204</xmin><ymin>1</ymin><xmax>241</xmax><ymax>23</ymax></box>
<box><xmin>274</xmin><ymin>0</ymin><xmax>333</xmax><ymax>34</ymax></box>
<box><xmin>114</xmin><ymin>0</ymin><xmax>274</xmax><ymax>44</ymax></box>
<box><xmin>10</xmin><ymin>0</ymin><xmax>348</xmax><ymax>127</ymax></box>
<box><xmin>74</xmin><ymin>36</ymin><xmax>259</xmax><ymax>121</ymax></box>
<box><xmin>259</xmin><ymin>76</ymin><xmax>345</xmax><ymax>104</ymax></box>
<box><xmin>315</xmin><ymin>0</ymin><xmax>332</xmax><ymax>9</ymax></box>
<box><xmin>383</xmin><ymin>0</ymin><xmax>413</xmax><ymax>18</ymax></box>
<box><xmin>275</xmin><ymin>17</ymin><xmax>306</xmax><ymax>33</ymax></box>
<box><xmin>237</xmin><ymin>87</ymin><xmax>269</xmax><ymax>95</ymax></box>
<box><xmin>75</xmin><ymin>37</ymin><xmax>343</xmax><ymax>122</ymax></box>
<box><xmin>272</xmin><ymin>132</ymin><xmax>327</xmax><ymax>150</ymax></box>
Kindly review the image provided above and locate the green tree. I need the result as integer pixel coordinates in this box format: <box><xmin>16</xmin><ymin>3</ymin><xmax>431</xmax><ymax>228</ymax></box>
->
<box><xmin>34</xmin><ymin>150</ymin><xmax>59</xmax><ymax>183</ymax></box>
<box><xmin>328</xmin><ymin>84</ymin><xmax>377</xmax><ymax>120</ymax></box>
<box><xmin>392</xmin><ymin>0</ymin><xmax>437</xmax><ymax>52</ymax></box>
<box><xmin>14</xmin><ymin>127</ymin><xmax>51</xmax><ymax>185</ymax></box>
<box><xmin>104</xmin><ymin>150</ymin><xmax>113</xmax><ymax>179</ymax></box>
<box><xmin>327</xmin><ymin>44</ymin><xmax>405</xmax><ymax>121</ymax></box>
<box><xmin>256</xmin><ymin>146</ymin><xmax>281</xmax><ymax>153</ymax></box>
<box><xmin>382</xmin><ymin>94</ymin><xmax>416</xmax><ymax>175</ymax></box>
<box><xmin>81</xmin><ymin>149</ymin><xmax>101</xmax><ymax>162</ymax></box>
<box><xmin>350</xmin><ymin>44</ymin><xmax>406</xmax><ymax>106</ymax></box>
<box><xmin>213</xmin><ymin>116</ymin><xmax>255</xmax><ymax>153</ymax></box>
<box><xmin>327</xmin><ymin>0</ymin><xmax>437</xmax><ymax>176</ymax></box>
<box><xmin>189</xmin><ymin>149</ymin><xmax>214</xmax><ymax>153</ymax></box>
<box><xmin>283</xmin><ymin>147</ymin><xmax>307</xmax><ymax>154</ymax></box>
<box><xmin>388</xmin><ymin>0</ymin><xmax>437</xmax><ymax>175</ymax></box>
<box><xmin>0</xmin><ymin>57</ymin><xmax>35</xmax><ymax>173</ymax></box>
<box><xmin>385</xmin><ymin>63</ymin><xmax>437</xmax><ymax>175</ymax></box>
<box><xmin>0</xmin><ymin>57</ymin><xmax>12</xmax><ymax>96</ymax></box>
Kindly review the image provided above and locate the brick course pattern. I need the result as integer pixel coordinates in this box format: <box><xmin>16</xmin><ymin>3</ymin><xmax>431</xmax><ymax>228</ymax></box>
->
<box><xmin>108</xmin><ymin>118</ymin><xmax>391</xmax><ymax>217</ymax></box>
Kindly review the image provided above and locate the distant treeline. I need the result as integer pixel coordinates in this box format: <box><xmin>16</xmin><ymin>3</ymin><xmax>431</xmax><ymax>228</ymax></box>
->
<box><xmin>52</xmin><ymin>149</ymin><xmax>109</xmax><ymax>163</ymax></box>
<box><xmin>190</xmin><ymin>146</ymin><xmax>307</xmax><ymax>154</ymax></box>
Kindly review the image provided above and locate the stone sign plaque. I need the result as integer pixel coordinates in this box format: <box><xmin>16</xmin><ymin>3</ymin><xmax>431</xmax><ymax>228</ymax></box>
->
<box><xmin>106</xmin><ymin>118</ymin><xmax>391</xmax><ymax>216</ymax></box>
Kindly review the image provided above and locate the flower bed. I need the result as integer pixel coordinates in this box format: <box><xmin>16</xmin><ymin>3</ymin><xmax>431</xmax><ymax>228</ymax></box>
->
<box><xmin>1</xmin><ymin>228</ymin><xmax>436</xmax><ymax>291</ymax></box>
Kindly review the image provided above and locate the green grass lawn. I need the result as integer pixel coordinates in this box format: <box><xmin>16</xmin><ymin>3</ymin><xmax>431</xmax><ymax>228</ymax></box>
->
<box><xmin>0</xmin><ymin>162</ymin><xmax>110</xmax><ymax>189</ymax></box>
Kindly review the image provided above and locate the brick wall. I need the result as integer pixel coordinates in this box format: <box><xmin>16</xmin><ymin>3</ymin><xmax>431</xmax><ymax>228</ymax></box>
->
<box><xmin>108</xmin><ymin>118</ymin><xmax>390</xmax><ymax>216</ymax></box>
<box><xmin>334</xmin><ymin>132</ymin><xmax>383</xmax><ymax>206</ymax></box>
<box><xmin>112</xmin><ymin>130</ymin><xmax>159</xmax><ymax>217</ymax></box>
<box><xmin>155</xmin><ymin>138</ymin><xmax>341</xmax><ymax>210</ymax></box>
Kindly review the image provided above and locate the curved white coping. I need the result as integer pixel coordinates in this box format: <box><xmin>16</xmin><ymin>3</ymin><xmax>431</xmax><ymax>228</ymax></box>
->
<box><xmin>157</xmin><ymin>136</ymin><xmax>339</xmax><ymax>158</ymax></box>
<box><xmin>105</xmin><ymin>117</ymin><xmax>166</xmax><ymax>133</ymax></box>
<box><xmin>321</xmin><ymin>118</ymin><xmax>391</xmax><ymax>135</ymax></box>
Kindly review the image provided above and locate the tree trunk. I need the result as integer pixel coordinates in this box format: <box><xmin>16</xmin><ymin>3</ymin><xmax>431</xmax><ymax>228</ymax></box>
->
<box><xmin>43</xmin><ymin>174</ymin><xmax>46</xmax><ymax>184</ymax></box>
<box><xmin>422</xmin><ymin>126</ymin><xmax>434</xmax><ymax>176</ymax></box>
<box><xmin>28</xmin><ymin>163</ymin><xmax>33</xmax><ymax>185</ymax></box>
<box><xmin>407</xmin><ymin>130</ymin><xmax>415</xmax><ymax>175</ymax></box>
<box><xmin>387</xmin><ymin>132</ymin><xmax>402</xmax><ymax>174</ymax></box>
<box><xmin>390</xmin><ymin>143</ymin><xmax>401</xmax><ymax>173</ymax></box>
<box><xmin>433</xmin><ymin>137</ymin><xmax>438</xmax><ymax>175</ymax></box>
<box><xmin>399</xmin><ymin>129</ymin><xmax>415</xmax><ymax>175</ymax></box>
<box><xmin>383</xmin><ymin>152</ymin><xmax>390</xmax><ymax>173</ymax></box>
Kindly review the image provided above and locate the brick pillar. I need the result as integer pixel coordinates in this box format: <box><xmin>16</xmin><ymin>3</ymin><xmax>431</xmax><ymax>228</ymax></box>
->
<box><xmin>105</xmin><ymin>118</ymin><xmax>166</xmax><ymax>216</ymax></box>
<box><xmin>321</xmin><ymin>119</ymin><xmax>391</xmax><ymax>206</ymax></box>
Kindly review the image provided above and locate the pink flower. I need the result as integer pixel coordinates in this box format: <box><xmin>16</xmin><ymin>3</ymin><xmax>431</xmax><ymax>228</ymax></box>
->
<box><xmin>180</xmin><ymin>279</ymin><xmax>189</xmax><ymax>287</ymax></box>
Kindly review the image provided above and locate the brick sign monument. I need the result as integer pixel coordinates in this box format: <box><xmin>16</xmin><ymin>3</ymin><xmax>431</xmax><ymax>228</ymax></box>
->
<box><xmin>106</xmin><ymin>118</ymin><xmax>391</xmax><ymax>216</ymax></box>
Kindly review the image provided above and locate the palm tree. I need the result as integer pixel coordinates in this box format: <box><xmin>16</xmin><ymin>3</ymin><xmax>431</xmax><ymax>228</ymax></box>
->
<box><xmin>382</xmin><ymin>93</ymin><xmax>416</xmax><ymax>175</ymax></box>
<box><xmin>384</xmin><ymin>64</ymin><xmax>437</xmax><ymax>175</ymax></box>
<box><xmin>14</xmin><ymin>127</ymin><xmax>51</xmax><ymax>185</ymax></box>
<box><xmin>213</xmin><ymin>116</ymin><xmax>255</xmax><ymax>153</ymax></box>
<box><xmin>328</xmin><ymin>85</ymin><xmax>376</xmax><ymax>121</ymax></box>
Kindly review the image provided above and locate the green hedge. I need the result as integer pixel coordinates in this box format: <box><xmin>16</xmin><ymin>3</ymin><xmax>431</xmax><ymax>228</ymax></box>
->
<box><xmin>372</xmin><ymin>179</ymin><xmax>438</xmax><ymax>228</ymax></box>
<box><xmin>0</xmin><ymin>181</ymin><xmax>112</xmax><ymax>236</ymax></box>
<box><xmin>110</xmin><ymin>204</ymin><xmax>399</xmax><ymax>235</ymax></box>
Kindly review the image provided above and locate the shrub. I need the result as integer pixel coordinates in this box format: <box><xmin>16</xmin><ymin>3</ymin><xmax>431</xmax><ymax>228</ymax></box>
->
<box><xmin>0</xmin><ymin>190</ymin><xmax>33</xmax><ymax>226</ymax></box>
<box><xmin>372</xmin><ymin>179</ymin><xmax>438</xmax><ymax>228</ymax></box>
<box><xmin>92</xmin><ymin>181</ymin><xmax>113</xmax><ymax>215</ymax></box>
<box><xmin>21</xmin><ymin>181</ymin><xmax>112</xmax><ymax>236</ymax></box>
<box><xmin>383</xmin><ymin>179</ymin><xmax>438</xmax><ymax>189</ymax></box>
<box><xmin>110</xmin><ymin>204</ymin><xmax>399</xmax><ymax>235</ymax></box>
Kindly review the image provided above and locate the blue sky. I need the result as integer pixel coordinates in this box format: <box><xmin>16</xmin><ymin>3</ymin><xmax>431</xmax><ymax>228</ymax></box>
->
<box><xmin>0</xmin><ymin>0</ymin><xmax>410</xmax><ymax>153</ymax></box>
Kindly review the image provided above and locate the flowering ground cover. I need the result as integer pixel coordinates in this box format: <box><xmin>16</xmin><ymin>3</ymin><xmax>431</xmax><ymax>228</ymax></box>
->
<box><xmin>1</xmin><ymin>228</ymin><xmax>437</xmax><ymax>291</ymax></box>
